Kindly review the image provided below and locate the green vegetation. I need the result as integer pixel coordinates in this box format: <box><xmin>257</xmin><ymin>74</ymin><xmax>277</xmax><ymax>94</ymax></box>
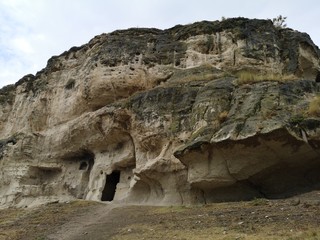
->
<box><xmin>289</xmin><ymin>114</ymin><xmax>305</xmax><ymax>125</ymax></box>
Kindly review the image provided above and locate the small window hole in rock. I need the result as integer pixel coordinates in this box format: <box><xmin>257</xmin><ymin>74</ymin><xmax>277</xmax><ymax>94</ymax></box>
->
<box><xmin>65</xmin><ymin>79</ymin><xmax>75</xmax><ymax>90</ymax></box>
<box><xmin>79</xmin><ymin>161</ymin><xmax>88</xmax><ymax>170</ymax></box>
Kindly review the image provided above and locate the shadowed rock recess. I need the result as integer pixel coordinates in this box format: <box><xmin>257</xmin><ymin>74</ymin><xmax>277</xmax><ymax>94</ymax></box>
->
<box><xmin>0</xmin><ymin>18</ymin><xmax>320</xmax><ymax>207</ymax></box>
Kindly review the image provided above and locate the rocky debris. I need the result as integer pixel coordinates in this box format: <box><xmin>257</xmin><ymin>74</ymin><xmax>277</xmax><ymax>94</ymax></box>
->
<box><xmin>0</xmin><ymin>18</ymin><xmax>320</xmax><ymax>207</ymax></box>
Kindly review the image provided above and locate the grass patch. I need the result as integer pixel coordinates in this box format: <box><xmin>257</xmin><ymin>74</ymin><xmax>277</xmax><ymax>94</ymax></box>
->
<box><xmin>2</xmin><ymin>198</ymin><xmax>320</xmax><ymax>239</ymax></box>
<box><xmin>151</xmin><ymin>205</ymin><xmax>190</xmax><ymax>214</ymax></box>
<box><xmin>169</xmin><ymin>64</ymin><xmax>228</xmax><ymax>84</ymax></box>
<box><xmin>250</xmin><ymin>198</ymin><xmax>269</xmax><ymax>206</ymax></box>
<box><xmin>0</xmin><ymin>200</ymin><xmax>100</xmax><ymax>240</ymax></box>
<box><xmin>237</xmin><ymin>71</ymin><xmax>297</xmax><ymax>85</ymax></box>
<box><xmin>181</xmin><ymin>73</ymin><xmax>217</xmax><ymax>82</ymax></box>
<box><xmin>307</xmin><ymin>95</ymin><xmax>320</xmax><ymax>117</ymax></box>
<box><xmin>289</xmin><ymin>114</ymin><xmax>305</xmax><ymax>125</ymax></box>
<box><xmin>113</xmin><ymin>224</ymin><xmax>230</xmax><ymax>240</ymax></box>
<box><xmin>113</xmin><ymin>222</ymin><xmax>320</xmax><ymax>240</ymax></box>
<box><xmin>218</xmin><ymin>110</ymin><xmax>229</xmax><ymax>124</ymax></box>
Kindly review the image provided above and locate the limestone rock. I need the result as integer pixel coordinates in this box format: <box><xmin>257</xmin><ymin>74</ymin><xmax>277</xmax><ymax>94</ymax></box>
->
<box><xmin>0</xmin><ymin>18</ymin><xmax>320</xmax><ymax>207</ymax></box>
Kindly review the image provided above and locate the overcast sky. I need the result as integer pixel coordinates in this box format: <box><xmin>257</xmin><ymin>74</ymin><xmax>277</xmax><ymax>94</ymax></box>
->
<box><xmin>0</xmin><ymin>0</ymin><xmax>319</xmax><ymax>87</ymax></box>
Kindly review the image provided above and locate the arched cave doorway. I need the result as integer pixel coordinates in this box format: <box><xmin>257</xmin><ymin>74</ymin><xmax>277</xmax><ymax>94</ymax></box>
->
<box><xmin>101</xmin><ymin>171</ymin><xmax>120</xmax><ymax>201</ymax></box>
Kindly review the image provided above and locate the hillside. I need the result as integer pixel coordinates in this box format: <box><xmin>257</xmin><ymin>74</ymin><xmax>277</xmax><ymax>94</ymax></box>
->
<box><xmin>0</xmin><ymin>17</ymin><xmax>320</xmax><ymax>208</ymax></box>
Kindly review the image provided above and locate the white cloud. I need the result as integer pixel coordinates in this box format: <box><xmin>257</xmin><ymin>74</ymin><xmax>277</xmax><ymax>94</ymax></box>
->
<box><xmin>12</xmin><ymin>37</ymin><xmax>34</xmax><ymax>54</ymax></box>
<box><xmin>0</xmin><ymin>0</ymin><xmax>319</xmax><ymax>88</ymax></box>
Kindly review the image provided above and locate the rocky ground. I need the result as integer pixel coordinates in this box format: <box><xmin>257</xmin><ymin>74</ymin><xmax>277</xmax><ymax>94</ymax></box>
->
<box><xmin>1</xmin><ymin>191</ymin><xmax>320</xmax><ymax>240</ymax></box>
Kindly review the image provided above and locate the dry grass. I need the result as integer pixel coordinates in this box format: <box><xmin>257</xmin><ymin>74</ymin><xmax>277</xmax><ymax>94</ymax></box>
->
<box><xmin>113</xmin><ymin>224</ymin><xmax>320</xmax><ymax>240</ymax></box>
<box><xmin>307</xmin><ymin>95</ymin><xmax>320</xmax><ymax>117</ymax></box>
<box><xmin>218</xmin><ymin>111</ymin><xmax>229</xmax><ymax>123</ymax></box>
<box><xmin>250</xmin><ymin>198</ymin><xmax>269</xmax><ymax>206</ymax></box>
<box><xmin>113</xmin><ymin>224</ymin><xmax>230</xmax><ymax>240</ymax></box>
<box><xmin>182</xmin><ymin>73</ymin><xmax>217</xmax><ymax>82</ymax></box>
<box><xmin>112</xmin><ymin>200</ymin><xmax>320</xmax><ymax>240</ymax></box>
<box><xmin>237</xmin><ymin>71</ymin><xmax>297</xmax><ymax>85</ymax></box>
<box><xmin>0</xmin><ymin>200</ymin><xmax>100</xmax><ymax>240</ymax></box>
<box><xmin>2</xmin><ymin>197</ymin><xmax>320</xmax><ymax>239</ymax></box>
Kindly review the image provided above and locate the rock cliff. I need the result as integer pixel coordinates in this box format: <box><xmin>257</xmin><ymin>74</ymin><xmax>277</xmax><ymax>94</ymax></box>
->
<box><xmin>0</xmin><ymin>18</ymin><xmax>320</xmax><ymax>207</ymax></box>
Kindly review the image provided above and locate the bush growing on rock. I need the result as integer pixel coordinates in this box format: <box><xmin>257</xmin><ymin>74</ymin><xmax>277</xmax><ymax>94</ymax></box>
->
<box><xmin>272</xmin><ymin>15</ymin><xmax>287</xmax><ymax>28</ymax></box>
<box><xmin>236</xmin><ymin>71</ymin><xmax>297</xmax><ymax>84</ymax></box>
<box><xmin>308</xmin><ymin>96</ymin><xmax>320</xmax><ymax>117</ymax></box>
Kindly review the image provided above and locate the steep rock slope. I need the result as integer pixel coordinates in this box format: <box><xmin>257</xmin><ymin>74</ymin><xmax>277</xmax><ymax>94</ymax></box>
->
<box><xmin>0</xmin><ymin>18</ymin><xmax>320</xmax><ymax>207</ymax></box>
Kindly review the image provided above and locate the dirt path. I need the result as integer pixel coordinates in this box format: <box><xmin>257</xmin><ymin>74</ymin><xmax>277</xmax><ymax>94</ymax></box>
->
<box><xmin>47</xmin><ymin>202</ymin><xmax>119</xmax><ymax>240</ymax></box>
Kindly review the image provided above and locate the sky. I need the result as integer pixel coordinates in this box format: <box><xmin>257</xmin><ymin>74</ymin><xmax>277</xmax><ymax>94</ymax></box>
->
<box><xmin>0</xmin><ymin>0</ymin><xmax>319</xmax><ymax>88</ymax></box>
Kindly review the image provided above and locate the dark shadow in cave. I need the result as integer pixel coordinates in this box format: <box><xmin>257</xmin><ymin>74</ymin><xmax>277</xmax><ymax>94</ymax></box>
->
<box><xmin>101</xmin><ymin>171</ymin><xmax>120</xmax><ymax>201</ymax></box>
<box><xmin>196</xmin><ymin>159</ymin><xmax>320</xmax><ymax>204</ymax></box>
<box><xmin>316</xmin><ymin>71</ymin><xmax>320</xmax><ymax>82</ymax></box>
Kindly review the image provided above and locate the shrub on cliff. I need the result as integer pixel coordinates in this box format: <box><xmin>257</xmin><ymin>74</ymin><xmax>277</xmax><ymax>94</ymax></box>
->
<box><xmin>272</xmin><ymin>15</ymin><xmax>287</xmax><ymax>28</ymax></box>
<box><xmin>308</xmin><ymin>96</ymin><xmax>320</xmax><ymax>117</ymax></box>
<box><xmin>237</xmin><ymin>71</ymin><xmax>296</xmax><ymax>84</ymax></box>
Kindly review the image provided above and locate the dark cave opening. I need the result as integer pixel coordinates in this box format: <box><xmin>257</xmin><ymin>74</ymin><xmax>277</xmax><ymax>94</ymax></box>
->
<box><xmin>316</xmin><ymin>71</ymin><xmax>320</xmax><ymax>82</ymax></box>
<box><xmin>79</xmin><ymin>161</ymin><xmax>88</xmax><ymax>170</ymax></box>
<box><xmin>101</xmin><ymin>171</ymin><xmax>120</xmax><ymax>201</ymax></box>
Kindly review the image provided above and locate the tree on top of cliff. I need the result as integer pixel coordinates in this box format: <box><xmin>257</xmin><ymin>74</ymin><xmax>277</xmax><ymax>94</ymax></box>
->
<box><xmin>272</xmin><ymin>15</ymin><xmax>287</xmax><ymax>28</ymax></box>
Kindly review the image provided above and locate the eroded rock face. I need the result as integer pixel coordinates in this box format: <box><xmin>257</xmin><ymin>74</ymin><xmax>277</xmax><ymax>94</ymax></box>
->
<box><xmin>0</xmin><ymin>18</ymin><xmax>320</xmax><ymax>207</ymax></box>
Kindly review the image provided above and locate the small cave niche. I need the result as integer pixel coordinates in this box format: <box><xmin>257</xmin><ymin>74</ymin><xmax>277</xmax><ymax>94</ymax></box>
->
<box><xmin>62</xmin><ymin>149</ymin><xmax>95</xmax><ymax>199</ymax></box>
<box><xmin>65</xmin><ymin>79</ymin><xmax>76</xmax><ymax>90</ymax></box>
<box><xmin>79</xmin><ymin>161</ymin><xmax>88</xmax><ymax>170</ymax></box>
<box><xmin>64</xmin><ymin>150</ymin><xmax>95</xmax><ymax>170</ymax></box>
<box><xmin>101</xmin><ymin>171</ymin><xmax>120</xmax><ymax>201</ymax></box>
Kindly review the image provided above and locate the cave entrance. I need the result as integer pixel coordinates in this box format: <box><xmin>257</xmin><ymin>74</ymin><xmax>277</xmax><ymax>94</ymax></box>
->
<box><xmin>101</xmin><ymin>171</ymin><xmax>120</xmax><ymax>201</ymax></box>
<box><xmin>316</xmin><ymin>71</ymin><xmax>320</xmax><ymax>82</ymax></box>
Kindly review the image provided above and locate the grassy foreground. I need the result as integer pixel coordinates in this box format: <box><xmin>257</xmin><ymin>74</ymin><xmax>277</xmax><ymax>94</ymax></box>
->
<box><xmin>0</xmin><ymin>201</ymin><xmax>100</xmax><ymax>240</ymax></box>
<box><xmin>0</xmin><ymin>197</ymin><xmax>320</xmax><ymax>240</ymax></box>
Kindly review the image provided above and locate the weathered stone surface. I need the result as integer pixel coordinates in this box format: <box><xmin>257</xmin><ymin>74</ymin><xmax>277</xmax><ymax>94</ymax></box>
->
<box><xmin>0</xmin><ymin>18</ymin><xmax>320</xmax><ymax>207</ymax></box>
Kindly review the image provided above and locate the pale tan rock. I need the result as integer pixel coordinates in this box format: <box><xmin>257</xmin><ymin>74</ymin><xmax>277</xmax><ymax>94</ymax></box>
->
<box><xmin>0</xmin><ymin>18</ymin><xmax>320</xmax><ymax>207</ymax></box>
